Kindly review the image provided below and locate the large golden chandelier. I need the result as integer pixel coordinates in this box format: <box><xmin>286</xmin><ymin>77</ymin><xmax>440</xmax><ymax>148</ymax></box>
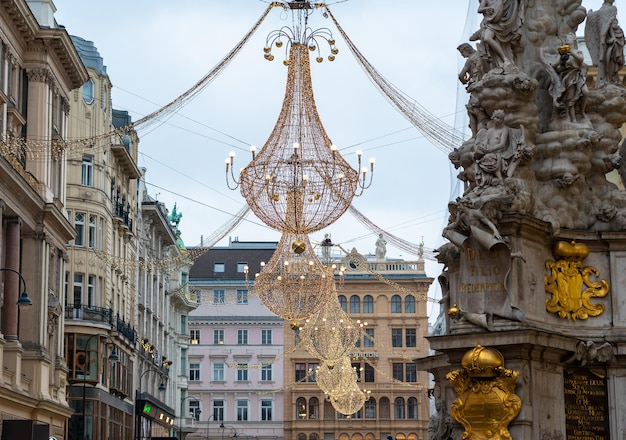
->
<box><xmin>226</xmin><ymin>10</ymin><xmax>374</xmax><ymax>234</ymax></box>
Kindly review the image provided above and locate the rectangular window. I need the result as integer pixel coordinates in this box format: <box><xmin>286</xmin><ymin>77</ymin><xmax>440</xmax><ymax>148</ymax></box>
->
<box><xmin>189</xmin><ymin>363</ymin><xmax>201</xmax><ymax>381</ymax></box>
<box><xmin>189</xmin><ymin>400</ymin><xmax>201</xmax><ymax>420</ymax></box>
<box><xmin>261</xmin><ymin>400</ymin><xmax>273</xmax><ymax>421</ymax></box>
<box><xmin>214</xmin><ymin>263</ymin><xmax>225</xmax><ymax>273</ymax></box>
<box><xmin>237</xmin><ymin>364</ymin><xmax>248</xmax><ymax>381</ymax></box>
<box><xmin>261</xmin><ymin>364</ymin><xmax>273</xmax><ymax>382</ymax></box>
<box><xmin>98</xmin><ymin>218</ymin><xmax>104</xmax><ymax>250</ymax></box>
<box><xmin>261</xmin><ymin>329</ymin><xmax>272</xmax><ymax>345</ymax></box>
<box><xmin>213</xmin><ymin>289</ymin><xmax>225</xmax><ymax>304</ymax></box>
<box><xmin>237</xmin><ymin>262</ymin><xmax>248</xmax><ymax>273</ymax></box>
<box><xmin>237</xmin><ymin>400</ymin><xmax>248</xmax><ymax>421</ymax></box>
<box><xmin>73</xmin><ymin>273</ymin><xmax>84</xmax><ymax>307</ymax></box>
<box><xmin>237</xmin><ymin>329</ymin><xmax>248</xmax><ymax>345</ymax></box>
<box><xmin>392</xmin><ymin>363</ymin><xmax>403</xmax><ymax>381</ymax></box>
<box><xmin>82</xmin><ymin>155</ymin><xmax>94</xmax><ymax>186</ymax></box>
<box><xmin>87</xmin><ymin>275</ymin><xmax>95</xmax><ymax>307</ymax></box>
<box><xmin>364</xmin><ymin>328</ymin><xmax>375</xmax><ymax>347</ymax></box>
<box><xmin>405</xmin><ymin>363</ymin><xmax>417</xmax><ymax>382</ymax></box>
<box><xmin>88</xmin><ymin>215</ymin><xmax>97</xmax><ymax>248</ymax></box>
<box><xmin>364</xmin><ymin>363</ymin><xmax>375</xmax><ymax>382</ymax></box>
<box><xmin>392</xmin><ymin>328</ymin><xmax>403</xmax><ymax>347</ymax></box>
<box><xmin>74</xmin><ymin>212</ymin><xmax>85</xmax><ymax>246</ymax></box>
<box><xmin>213</xmin><ymin>400</ymin><xmax>224</xmax><ymax>422</ymax></box>
<box><xmin>213</xmin><ymin>329</ymin><xmax>224</xmax><ymax>345</ymax></box>
<box><xmin>295</xmin><ymin>363</ymin><xmax>307</xmax><ymax>382</ymax></box>
<box><xmin>308</xmin><ymin>363</ymin><xmax>318</xmax><ymax>382</ymax></box>
<box><xmin>405</xmin><ymin>328</ymin><xmax>417</xmax><ymax>347</ymax></box>
<box><xmin>190</xmin><ymin>330</ymin><xmax>200</xmax><ymax>344</ymax></box>
<box><xmin>237</xmin><ymin>289</ymin><xmax>248</xmax><ymax>304</ymax></box>
<box><xmin>213</xmin><ymin>363</ymin><xmax>225</xmax><ymax>381</ymax></box>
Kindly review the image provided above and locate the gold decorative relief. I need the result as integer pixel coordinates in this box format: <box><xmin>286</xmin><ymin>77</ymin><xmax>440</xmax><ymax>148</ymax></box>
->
<box><xmin>446</xmin><ymin>345</ymin><xmax>521</xmax><ymax>440</ymax></box>
<box><xmin>545</xmin><ymin>241</ymin><xmax>609</xmax><ymax>320</ymax></box>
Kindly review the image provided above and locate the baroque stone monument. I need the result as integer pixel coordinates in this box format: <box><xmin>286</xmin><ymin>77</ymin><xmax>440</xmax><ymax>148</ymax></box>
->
<box><xmin>418</xmin><ymin>0</ymin><xmax>626</xmax><ymax>439</ymax></box>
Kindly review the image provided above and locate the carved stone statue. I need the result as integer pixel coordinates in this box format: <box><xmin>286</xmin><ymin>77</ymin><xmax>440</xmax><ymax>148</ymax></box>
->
<box><xmin>457</xmin><ymin>43</ymin><xmax>483</xmax><ymax>91</ymax></box>
<box><xmin>470</xmin><ymin>0</ymin><xmax>525</xmax><ymax>71</ymax></box>
<box><xmin>585</xmin><ymin>0</ymin><xmax>625</xmax><ymax>87</ymax></box>
<box><xmin>375</xmin><ymin>233</ymin><xmax>387</xmax><ymax>260</ymax></box>
<box><xmin>542</xmin><ymin>36</ymin><xmax>588</xmax><ymax>123</ymax></box>
<box><xmin>428</xmin><ymin>398</ymin><xmax>454</xmax><ymax>440</ymax></box>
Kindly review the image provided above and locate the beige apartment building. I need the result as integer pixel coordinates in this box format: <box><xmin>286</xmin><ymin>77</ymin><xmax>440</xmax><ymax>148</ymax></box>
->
<box><xmin>0</xmin><ymin>0</ymin><xmax>87</xmax><ymax>438</ymax></box>
<box><xmin>283</xmin><ymin>248</ymin><xmax>432</xmax><ymax>440</ymax></box>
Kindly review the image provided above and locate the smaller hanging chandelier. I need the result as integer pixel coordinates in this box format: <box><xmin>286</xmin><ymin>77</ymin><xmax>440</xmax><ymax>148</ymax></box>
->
<box><xmin>299</xmin><ymin>295</ymin><xmax>363</xmax><ymax>363</ymax></box>
<box><xmin>315</xmin><ymin>356</ymin><xmax>357</xmax><ymax>397</ymax></box>
<box><xmin>330</xmin><ymin>380</ymin><xmax>367</xmax><ymax>416</ymax></box>
<box><xmin>253</xmin><ymin>231</ymin><xmax>335</xmax><ymax>321</ymax></box>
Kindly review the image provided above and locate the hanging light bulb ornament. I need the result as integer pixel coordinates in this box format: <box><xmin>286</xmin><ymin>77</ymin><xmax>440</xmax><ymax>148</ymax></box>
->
<box><xmin>316</xmin><ymin>356</ymin><xmax>357</xmax><ymax>397</ymax></box>
<box><xmin>254</xmin><ymin>232</ymin><xmax>334</xmax><ymax>321</ymax></box>
<box><xmin>330</xmin><ymin>380</ymin><xmax>367</xmax><ymax>416</ymax></box>
<box><xmin>299</xmin><ymin>294</ymin><xmax>360</xmax><ymax>363</ymax></box>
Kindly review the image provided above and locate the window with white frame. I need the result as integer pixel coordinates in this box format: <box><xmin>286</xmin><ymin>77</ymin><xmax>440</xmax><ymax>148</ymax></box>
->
<box><xmin>237</xmin><ymin>400</ymin><xmax>249</xmax><ymax>421</ymax></box>
<box><xmin>213</xmin><ymin>400</ymin><xmax>224</xmax><ymax>421</ymax></box>
<box><xmin>74</xmin><ymin>212</ymin><xmax>85</xmax><ymax>246</ymax></box>
<box><xmin>261</xmin><ymin>400</ymin><xmax>273</xmax><ymax>421</ymax></box>
<box><xmin>81</xmin><ymin>155</ymin><xmax>94</xmax><ymax>186</ymax></box>
<box><xmin>190</xmin><ymin>330</ymin><xmax>200</xmax><ymax>344</ymax></box>
<box><xmin>237</xmin><ymin>289</ymin><xmax>248</xmax><ymax>304</ymax></box>
<box><xmin>237</xmin><ymin>262</ymin><xmax>248</xmax><ymax>273</ymax></box>
<box><xmin>237</xmin><ymin>363</ymin><xmax>249</xmax><ymax>381</ymax></box>
<box><xmin>189</xmin><ymin>400</ymin><xmax>201</xmax><ymax>420</ymax></box>
<box><xmin>88</xmin><ymin>215</ymin><xmax>97</xmax><ymax>249</ymax></box>
<box><xmin>213</xmin><ymin>329</ymin><xmax>224</xmax><ymax>344</ymax></box>
<box><xmin>73</xmin><ymin>273</ymin><xmax>84</xmax><ymax>307</ymax></box>
<box><xmin>237</xmin><ymin>329</ymin><xmax>248</xmax><ymax>345</ymax></box>
<box><xmin>213</xmin><ymin>289</ymin><xmax>225</xmax><ymax>304</ymax></box>
<box><xmin>87</xmin><ymin>275</ymin><xmax>95</xmax><ymax>307</ymax></box>
<box><xmin>213</xmin><ymin>362</ymin><xmax>225</xmax><ymax>381</ymax></box>
<box><xmin>260</xmin><ymin>364</ymin><xmax>273</xmax><ymax>382</ymax></box>
<box><xmin>214</xmin><ymin>263</ymin><xmax>225</xmax><ymax>273</ymax></box>
<box><xmin>261</xmin><ymin>329</ymin><xmax>272</xmax><ymax>345</ymax></box>
<box><xmin>189</xmin><ymin>363</ymin><xmax>201</xmax><ymax>381</ymax></box>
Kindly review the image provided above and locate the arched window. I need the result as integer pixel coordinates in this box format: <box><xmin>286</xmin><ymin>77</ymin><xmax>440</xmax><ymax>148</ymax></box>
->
<box><xmin>379</xmin><ymin>397</ymin><xmax>390</xmax><ymax>419</ymax></box>
<box><xmin>365</xmin><ymin>397</ymin><xmax>376</xmax><ymax>419</ymax></box>
<box><xmin>351</xmin><ymin>434</ymin><xmax>364</xmax><ymax>440</ymax></box>
<box><xmin>391</xmin><ymin>295</ymin><xmax>402</xmax><ymax>313</ymax></box>
<box><xmin>363</xmin><ymin>295</ymin><xmax>374</xmax><ymax>313</ymax></box>
<box><xmin>350</xmin><ymin>295</ymin><xmax>360</xmax><ymax>314</ymax></box>
<box><xmin>365</xmin><ymin>434</ymin><xmax>376</xmax><ymax>440</ymax></box>
<box><xmin>338</xmin><ymin>295</ymin><xmax>347</xmax><ymax>312</ymax></box>
<box><xmin>407</xmin><ymin>397</ymin><xmax>418</xmax><ymax>419</ymax></box>
<box><xmin>310</xmin><ymin>434</ymin><xmax>319</xmax><ymax>440</ymax></box>
<box><xmin>394</xmin><ymin>397</ymin><xmax>405</xmax><ymax>419</ymax></box>
<box><xmin>296</xmin><ymin>397</ymin><xmax>307</xmax><ymax>419</ymax></box>
<box><xmin>405</xmin><ymin>295</ymin><xmax>415</xmax><ymax>313</ymax></box>
<box><xmin>339</xmin><ymin>434</ymin><xmax>350</xmax><ymax>440</ymax></box>
<box><xmin>308</xmin><ymin>397</ymin><xmax>320</xmax><ymax>419</ymax></box>
<box><xmin>324</xmin><ymin>399</ymin><xmax>335</xmax><ymax>419</ymax></box>
<box><xmin>297</xmin><ymin>434</ymin><xmax>307</xmax><ymax>440</ymax></box>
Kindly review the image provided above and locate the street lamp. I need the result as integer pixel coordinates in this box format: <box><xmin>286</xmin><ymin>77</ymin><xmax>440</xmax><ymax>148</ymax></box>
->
<box><xmin>179</xmin><ymin>395</ymin><xmax>200</xmax><ymax>440</ymax></box>
<box><xmin>221</xmin><ymin>424</ymin><xmax>237</xmax><ymax>440</ymax></box>
<box><xmin>80</xmin><ymin>333</ymin><xmax>119</xmax><ymax>440</ymax></box>
<box><xmin>136</xmin><ymin>368</ymin><xmax>168</xmax><ymax>440</ymax></box>
<box><xmin>0</xmin><ymin>268</ymin><xmax>33</xmax><ymax>340</ymax></box>
<box><xmin>205</xmin><ymin>414</ymin><xmax>222</xmax><ymax>440</ymax></box>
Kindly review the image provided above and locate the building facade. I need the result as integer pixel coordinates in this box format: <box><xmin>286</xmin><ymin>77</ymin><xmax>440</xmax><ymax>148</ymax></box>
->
<box><xmin>188</xmin><ymin>239</ymin><xmax>285</xmax><ymax>440</ymax></box>
<box><xmin>136</xmin><ymin>174</ymin><xmax>198</xmax><ymax>440</ymax></box>
<box><xmin>64</xmin><ymin>34</ymin><xmax>141</xmax><ymax>439</ymax></box>
<box><xmin>283</xmin><ymin>249</ymin><xmax>432</xmax><ymax>440</ymax></box>
<box><xmin>0</xmin><ymin>0</ymin><xmax>87</xmax><ymax>438</ymax></box>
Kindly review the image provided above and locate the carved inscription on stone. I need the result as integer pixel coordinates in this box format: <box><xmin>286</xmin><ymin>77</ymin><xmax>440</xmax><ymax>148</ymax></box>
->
<box><xmin>563</xmin><ymin>368</ymin><xmax>609</xmax><ymax>439</ymax></box>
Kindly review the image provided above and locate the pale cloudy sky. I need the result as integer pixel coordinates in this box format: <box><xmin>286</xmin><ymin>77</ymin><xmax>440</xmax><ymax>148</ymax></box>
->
<box><xmin>52</xmin><ymin>0</ymin><xmax>616</xmax><ymax>319</ymax></box>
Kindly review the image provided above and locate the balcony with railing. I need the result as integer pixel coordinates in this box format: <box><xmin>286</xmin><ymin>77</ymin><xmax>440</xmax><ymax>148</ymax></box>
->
<box><xmin>65</xmin><ymin>305</ymin><xmax>137</xmax><ymax>346</ymax></box>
